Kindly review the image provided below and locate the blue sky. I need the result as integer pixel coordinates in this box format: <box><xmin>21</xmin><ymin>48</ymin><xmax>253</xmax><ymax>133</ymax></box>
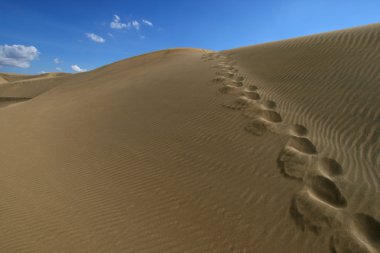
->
<box><xmin>1</xmin><ymin>0</ymin><xmax>379</xmax><ymax>74</ymax></box>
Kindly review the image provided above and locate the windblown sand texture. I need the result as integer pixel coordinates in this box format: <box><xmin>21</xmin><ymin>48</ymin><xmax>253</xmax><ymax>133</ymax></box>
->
<box><xmin>0</xmin><ymin>23</ymin><xmax>379</xmax><ymax>252</ymax></box>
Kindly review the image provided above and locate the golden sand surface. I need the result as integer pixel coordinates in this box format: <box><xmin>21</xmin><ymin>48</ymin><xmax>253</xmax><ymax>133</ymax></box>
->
<box><xmin>0</xmin><ymin>24</ymin><xmax>379</xmax><ymax>253</ymax></box>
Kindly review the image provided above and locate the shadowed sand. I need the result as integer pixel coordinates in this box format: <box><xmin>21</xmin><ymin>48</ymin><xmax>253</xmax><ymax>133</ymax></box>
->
<box><xmin>1</xmin><ymin>23</ymin><xmax>380</xmax><ymax>253</ymax></box>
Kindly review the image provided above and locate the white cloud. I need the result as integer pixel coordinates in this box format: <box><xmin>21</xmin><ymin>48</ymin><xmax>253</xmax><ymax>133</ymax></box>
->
<box><xmin>110</xmin><ymin>14</ymin><xmax>129</xmax><ymax>29</ymax></box>
<box><xmin>71</xmin><ymin>65</ymin><xmax>87</xmax><ymax>72</ymax></box>
<box><xmin>107</xmin><ymin>32</ymin><xmax>114</xmax><ymax>37</ymax></box>
<box><xmin>110</xmin><ymin>15</ymin><xmax>151</xmax><ymax>31</ymax></box>
<box><xmin>40</xmin><ymin>70</ymin><xmax>46</xmax><ymax>74</ymax></box>
<box><xmin>56</xmin><ymin>67</ymin><xmax>63</xmax><ymax>71</ymax></box>
<box><xmin>0</xmin><ymin>44</ymin><xmax>39</xmax><ymax>68</ymax></box>
<box><xmin>85</xmin><ymin>33</ymin><xmax>105</xmax><ymax>43</ymax></box>
<box><xmin>142</xmin><ymin>19</ymin><xmax>153</xmax><ymax>27</ymax></box>
<box><xmin>132</xmin><ymin>20</ymin><xmax>140</xmax><ymax>30</ymax></box>
<box><xmin>53</xmin><ymin>58</ymin><xmax>62</xmax><ymax>64</ymax></box>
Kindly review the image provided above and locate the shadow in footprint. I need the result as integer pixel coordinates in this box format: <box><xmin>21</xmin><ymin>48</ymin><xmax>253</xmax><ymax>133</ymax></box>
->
<box><xmin>262</xmin><ymin>100</ymin><xmax>277</xmax><ymax>109</ymax></box>
<box><xmin>213</xmin><ymin>76</ymin><xmax>227</xmax><ymax>83</ymax></box>
<box><xmin>290</xmin><ymin>124</ymin><xmax>308</xmax><ymax>136</ymax></box>
<box><xmin>288</xmin><ymin>136</ymin><xmax>317</xmax><ymax>154</ymax></box>
<box><xmin>217</xmin><ymin>72</ymin><xmax>235</xmax><ymax>78</ymax></box>
<box><xmin>234</xmin><ymin>76</ymin><xmax>245</xmax><ymax>82</ymax></box>
<box><xmin>246</xmin><ymin>85</ymin><xmax>258</xmax><ymax>91</ymax></box>
<box><xmin>219</xmin><ymin>85</ymin><xmax>240</xmax><ymax>94</ymax></box>
<box><xmin>230</xmin><ymin>80</ymin><xmax>244</xmax><ymax>87</ymax></box>
<box><xmin>320</xmin><ymin>158</ymin><xmax>343</xmax><ymax>176</ymax></box>
<box><xmin>309</xmin><ymin>175</ymin><xmax>347</xmax><ymax>208</ymax></box>
<box><xmin>353</xmin><ymin>213</ymin><xmax>380</xmax><ymax>245</ymax></box>
<box><xmin>244</xmin><ymin>91</ymin><xmax>260</xmax><ymax>100</ymax></box>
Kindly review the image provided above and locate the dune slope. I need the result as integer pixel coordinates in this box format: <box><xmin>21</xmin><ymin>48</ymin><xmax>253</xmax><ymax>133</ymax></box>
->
<box><xmin>0</xmin><ymin>24</ymin><xmax>379</xmax><ymax>253</ymax></box>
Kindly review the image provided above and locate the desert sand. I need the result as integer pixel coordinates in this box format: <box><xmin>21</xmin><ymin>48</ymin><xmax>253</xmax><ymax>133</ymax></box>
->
<box><xmin>0</xmin><ymin>23</ymin><xmax>379</xmax><ymax>253</ymax></box>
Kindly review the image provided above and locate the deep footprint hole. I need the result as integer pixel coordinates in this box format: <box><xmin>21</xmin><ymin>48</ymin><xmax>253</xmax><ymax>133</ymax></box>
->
<box><xmin>246</xmin><ymin>85</ymin><xmax>258</xmax><ymax>92</ymax></box>
<box><xmin>320</xmin><ymin>158</ymin><xmax>343</xmax><ymax>176</ymax></box>
<box><xmin>309</xmin><ymin>175</ymin><xmax>347</xmax><ymax>208</ymax></box>
<box><xmin>353</xmin><ymin>213</ymin><xmax>380</xmax><ymax>245</ymax></box>
<box><xmin>292</xmin><ymin>124</ymin><xmax>308</xmax><ymax>136</ymax></box>
<box><xmin>244</xmin><ymin>91</ymin><xmax>260</xmax><ymax>100</ymax></box>
<box><xmin>289</xmin><ymin>137</ymin><xmax>317</xmax><ymax>154</ymax></box>
<box><xmin>262</xmin><ymin>100</ymin><xmax>276</xmax><ymax>109</ymax></box>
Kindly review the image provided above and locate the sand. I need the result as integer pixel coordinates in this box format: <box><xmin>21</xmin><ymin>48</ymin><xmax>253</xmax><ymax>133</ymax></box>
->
<box><xmin>0</xmin><ymin>23</ymin><xmax>379</xmax><ymax>253</ymax></box>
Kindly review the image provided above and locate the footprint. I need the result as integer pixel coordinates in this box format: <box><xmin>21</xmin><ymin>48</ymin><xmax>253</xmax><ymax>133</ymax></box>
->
<box><xmin>262</xmin><ymin>100</ymin><xmax>277</xmax><ymax>109</ymax></box>
<box><xmin>290</xmin><ymin>191</ymin><xmax>341</xmax><ymax>234</ymax></box>
<box><xmin>330</xmin><ymin>231</ymin><xmax>374</xmax><ymax>253</ymax></box>
<box><xmin>234</xmin><ymin>76</ymin><xmax>245</xmax><ymax>82</ymax></box>
<box><xmin>245</xmin><ymin>119</ymin><xmax>270</xmax><ymax>136</ymax></box>
<box><xmin>217</xmin><ymin>72</ymin><xmax>235</xmax><ymax>78</ymax></box>
<box><xmin>244</xmin><ymin>109</ymin><xmax>282</xmax><ymax>123</ymax></box>
<box><xmin>219</xmin><ymin>67</ymin><xmax>238</xmax><ymax>73</ymax></box>
<box><xmin>288</xmin><ymin>136</ymin><xmax>318</xmax><ymax>154</ymax></box>
<box><xmin>260</xmin><ymin>110</ymin><xmax>282</xmax><ymax>123</ymax></box>
<box><xmin>308</xmin><ymin>175</ymin><xmax>347</xmax><ymax>208</ymax></box>
<box><xmin>229</xmin><ymin>80</ymin><xmax>244</xmax><ymax>87</ymax></box>
<box><xmin>353</xmin><ymin>213</ymin><xmax>380</xmax><ymax>245</ymax></box>
<box><xmin>278</xmin><ymin>147</ymin><xmax>309</xmax><ymax>180</ymax></box>
<box><xmin>289</xmin><ymin>124</ymin><xmax>308</xmax><ymax>136</ymax></box>
<box><xmin>218</xmin><ymin>65</ymin><xmax>235</xmax><ymax>71</ymax></box>
<box><xmin>220</xmin><ymin>79</ymin><xmax>243</xmax><ymax>87</ymax></box>
<box><xmin>211</xmin><ymin>65</ymin><xmax>222</xmax><ymax>68</ymax></box>
<box><xmin>219</xmin><ymin>85</ymin><xmax>240</xmax><ymax>94</ymax></box>
<box><xmin>246</xmin><ymin>85</ymin><xmax>258</xmax><ymax>92</ymax></box>
<box><xmin>223</xmin><ymin>97</ymin><xmax>249</xmax><ymax>111</ymax></box>
<box><xmin>244</xmin><ymin>91</ymin><xmax>260</xmax><ymax>100</ymax></box>
<box><xmin>213</xmin><ymin>76</ymin><xmax>227</xmax><ymax>82</ymax></box>
<box><xmin>320</xmin><ymin>158</ymin><xmax>343</xmax><ymax>176</ymax></box>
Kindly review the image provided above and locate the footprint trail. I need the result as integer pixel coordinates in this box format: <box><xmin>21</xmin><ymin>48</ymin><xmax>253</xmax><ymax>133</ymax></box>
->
<box><xmin>202</xmin><ymin>50</ymin><xmax>380</xmax><ymax>253</ymax></box>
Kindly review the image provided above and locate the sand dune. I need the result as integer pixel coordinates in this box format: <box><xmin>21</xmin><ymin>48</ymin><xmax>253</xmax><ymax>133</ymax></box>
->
<box><xmin>0</xmin><ymin>24</ymin><xmax>379</xmax><ymax>253</ymax></box>
<box><xmin>0</xmin><ymin>72</ymin><xmax>70</xmax><ymax>107</ymax></box>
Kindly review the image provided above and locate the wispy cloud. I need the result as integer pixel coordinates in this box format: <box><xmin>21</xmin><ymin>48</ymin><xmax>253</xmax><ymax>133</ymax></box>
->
<box><xmin>0</xmin><ymin>44</ymin><xmax>39</xmax><ymax>68</ymax></box>
<box><xmin>131</xmin><ymin>20</ymin><xmax>140</xmax><ymax>30</ymax></box>
<box><xmin>110</xmin><ymin>14</ymin><xmax>129</xmax><ymax>29</ymax></box>
<box><xmin>53</xmin><ymin>58</ymin><xmax>62</xmax><ymax>64</ymax></box>
<box><xmin>85</xmin><ymin>33</ymin><xmax>105</xmax><ymax>43</ymax></box>
<box><xmin>56</xmin><ymin>67</ymin><xmax>63</xmax><ymax>71</ymax></box>
<box><xmin>71</xmin><ymin>65</ymin><xmax>87</xmax><ymax>72</ymax></box>
<box><xmin>109</xmin><ymin>15</ymin><xmax>153</xmax><ymax>32</ymax></box>
<box><xmin>142</xmin><ymin>19</ymin><xmax>153</xmax><ymax>27</ymax></box>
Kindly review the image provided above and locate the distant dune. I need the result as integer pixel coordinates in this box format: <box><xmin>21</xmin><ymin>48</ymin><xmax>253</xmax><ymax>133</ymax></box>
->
<box><xmin>0</xmin><ymin>24</ymin><xmax>379</xmax><ymax>253</ymax></box>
